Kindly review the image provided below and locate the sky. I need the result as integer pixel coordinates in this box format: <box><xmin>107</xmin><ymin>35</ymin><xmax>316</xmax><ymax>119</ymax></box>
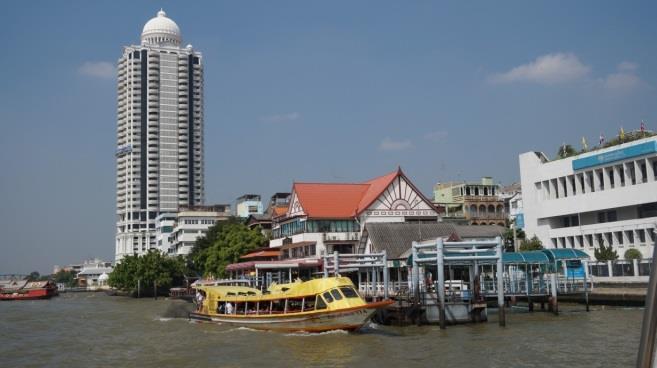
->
<box><xmin>1</xmin><ymin>1</ymin><xmax>656</xmax><ymax>274</ymax></box>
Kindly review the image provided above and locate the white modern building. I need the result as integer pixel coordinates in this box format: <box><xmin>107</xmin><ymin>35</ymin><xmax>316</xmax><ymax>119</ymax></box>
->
<box><xmin>236</xmin><ymin>194</ymin><xmax>264</xmax><ymax>218</ymax></box>
<box><xmin>115</xmin><ymin>10</ymin><xmax>204</xmax><ymax>260</ymax></box>
<box><xmin>169</xmin><ymin>205</ymin><xmax>232</xmax><ymax>256</ymax></box>
<box><xmin>155</xmin><ymin>213</ymin><xmax>177</xmax><ymax>255</ymax></box>
<box><xmin>500</xmin><ymin>183</ymin><xmax>523</xmax><ymax>228</ymax></box>
<box><xmin>519</xmin><ymin>136</ymin><xmax>657</xmax><ymax>259</ymax></box>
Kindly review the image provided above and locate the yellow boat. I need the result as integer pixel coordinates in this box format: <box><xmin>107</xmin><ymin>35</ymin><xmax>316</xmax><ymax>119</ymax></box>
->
<box><xmin>189</xmin><ymin>277</ymin><xmax>393</xmax><ymax>333</ymax></box>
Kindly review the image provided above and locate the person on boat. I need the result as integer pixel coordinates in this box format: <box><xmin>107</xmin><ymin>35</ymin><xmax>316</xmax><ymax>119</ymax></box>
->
<box><xmin>195</xmin><ymin>290</ymin><xmax>204</xmax><ymax>311</ymax></box>
<box><xmin>225</xmin><ymin>301</ymin><xmax>234</xmax><ymax>314</ymax></box>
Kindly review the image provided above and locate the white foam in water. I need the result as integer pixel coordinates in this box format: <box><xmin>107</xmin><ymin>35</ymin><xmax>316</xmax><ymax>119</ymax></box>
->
<box><xmin>284</xmin><ymin>329</ymin><xmax>349</xmax><ymax>337</ymax></box>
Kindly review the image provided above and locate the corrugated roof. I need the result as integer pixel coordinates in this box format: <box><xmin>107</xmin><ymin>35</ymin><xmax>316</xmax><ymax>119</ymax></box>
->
<box><xmin>453</xmin><ymin>224</ymin><xmax>506</xmax><ymax>238</ymax></box>
<box><xmin>366</xmin><ymin>222</ymin><xmax>459</xmax><ymax>259</ymax></box>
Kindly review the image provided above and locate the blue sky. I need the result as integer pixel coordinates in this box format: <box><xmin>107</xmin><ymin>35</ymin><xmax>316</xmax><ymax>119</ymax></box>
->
<box><xmin>1</xmin><ymin>1</ymin><xmax>656</xmax><ymax>273</ymax></box>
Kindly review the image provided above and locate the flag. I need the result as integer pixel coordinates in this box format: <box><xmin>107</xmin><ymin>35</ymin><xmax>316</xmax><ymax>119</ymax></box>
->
<box><xmin>641</xmin><ymin>120</ymin><xmax>646</xmax><ymax>133</ymax></box>
<box><xmin>581</xmin><ymin>136</ymin><xmax>588</xmax><ymax>151</ymax></box>
<box><xmin>620</xmin><ymin>126</ymin><xmax>625</xmax><ymax>141</ymax></box>
<box><xmin>599</xmin><ymin>133</ymin><xmax>605</xmax><ymax>145</ymax></box>
<box><xmin>562</xmin><ymin>142</ymin><xmax>567</xmax><ymax>157</ymax></box>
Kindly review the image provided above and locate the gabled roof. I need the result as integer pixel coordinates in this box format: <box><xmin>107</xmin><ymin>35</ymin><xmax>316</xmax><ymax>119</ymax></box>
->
<box><xmin>292</xmin><ymin>183</ymin><xmax>370</xmax><ymax>218</ymax></box>
<box><xmin>272</xmin><ymin>205</ymin><xmax>288</xmax><ymax>218</ymax></box>
<box><xmin>356</xmin><ymin>170</ymin><xmax>400</xmax><ymax>213</ymax></box>
<box><xmin>289</xmin><ymin>168</ymin><xmax>427</xmax><ymax>219</ymax></box>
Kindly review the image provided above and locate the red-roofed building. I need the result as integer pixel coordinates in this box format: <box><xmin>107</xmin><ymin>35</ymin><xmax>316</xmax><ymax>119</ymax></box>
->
<box><xmin>270</xmin><ymin>167</ymin><xmax>438</xmax><ymax>259</ymax></box>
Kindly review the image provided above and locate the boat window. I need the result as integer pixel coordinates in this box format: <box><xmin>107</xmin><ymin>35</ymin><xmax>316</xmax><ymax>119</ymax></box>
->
<box><xmin>303</xmin><ymin>297</ymin><xmax>315</xmax><ymax>311</ymax></box>
<box><xmin>339</xmin><ymin>287</ymin><xmax>359</xmax><ymax>298</ymax></box>
<box><xmin>315</xmin><ymin>295</ymin><xmax>327</xmax><ymax>310</ymax></box>
<box><xmin>323</xmin><ymin>291</ymin><xmax>334</xmax><ymax>303</ymax></box>
<box><xmin>287</xmin><ymin>298</ymin><xmax>304</xmax><ymax>313</ymax></box>
<box><xmin>271</xmin><ymin>299</ymin><xmax>285</xmax><ymax>313</ymax></box>
<box><xmin>330</xmin><ymin>289</ymin><xmax>343</xmax><ymax>301</ymax></box>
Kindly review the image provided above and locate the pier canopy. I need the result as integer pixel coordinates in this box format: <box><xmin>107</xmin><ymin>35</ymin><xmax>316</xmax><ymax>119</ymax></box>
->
<box><xmin>503</xmin><ymin>251</ymin><xmax>551</xmax><ymax>265</ymax></box>
<box><xmin>542</xmin><ymin>248</ymin><xmax>589</xmax><ymax>261</ymax></box>
<box><xmin>407</xmin><ymin>249</ymin><xmax>585</xmax><ymax>265</ymax></box>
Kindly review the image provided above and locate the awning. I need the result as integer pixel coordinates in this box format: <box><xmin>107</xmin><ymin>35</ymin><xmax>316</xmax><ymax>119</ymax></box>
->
<box><xmin>225</xmin><ymin>258</ymin><xmax>322</xmax><ymax>272</ymax></box>
<box><xmin>240</xmin><ymin>249</ymin><xmax>281</xmax><ymax>260</ymax></box>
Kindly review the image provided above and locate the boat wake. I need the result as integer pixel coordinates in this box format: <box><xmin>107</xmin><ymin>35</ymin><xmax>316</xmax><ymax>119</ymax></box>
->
<box><xmin>284</xmin><ymin>329</ymin><xmax>349</xmax><ymax>337</ymax></box>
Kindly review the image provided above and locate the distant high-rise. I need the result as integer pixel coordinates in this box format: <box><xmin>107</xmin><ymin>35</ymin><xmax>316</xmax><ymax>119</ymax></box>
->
<box><xmin>115</xmin><ymin>10</ymin><xmax>204</xmax><ymax>261</ymax></box>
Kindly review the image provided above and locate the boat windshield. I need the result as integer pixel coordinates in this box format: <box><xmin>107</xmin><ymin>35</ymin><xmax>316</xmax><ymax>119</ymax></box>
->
<box><xmin>339</xmin><ymin>287</ymin><xmax>359</xmax><ymax>298</ymax></box>
<box><xmin>330</xmin><ymin>289</ymin><xmax>343</xmax><ymax>301</ymax></box>
<box><xmin>323</xmin><ymin>291</ymin><xmax>334</xmax><ymax>303</ymax></box>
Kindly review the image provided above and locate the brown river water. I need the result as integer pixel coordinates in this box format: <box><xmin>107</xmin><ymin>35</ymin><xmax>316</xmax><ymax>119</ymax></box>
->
<box><xmin>0</xmin><ymin>292</ymin><xmax>645</xmax><ymax>367</ymax></box>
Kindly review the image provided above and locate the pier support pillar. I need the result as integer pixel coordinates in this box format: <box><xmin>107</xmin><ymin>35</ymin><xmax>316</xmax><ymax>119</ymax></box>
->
<box><xmin>383</xmin><ymin>250</ymin><xmax>389</xmax><ymax>300</ymax></box>
<box><xmin>496</xmin><ymin>236</ymin><xmax>505</xmax><ymax>327</ymax></box>
<box><xmin>550</xmin><ymin>273</ymin><xmax>558</xmax><ymax>316</ymax></box>
<box><xmin>436</xmin><ymin>238</ymin><xmax>446</xmax><ymax>330</ymax></box>
<box><xmin>411</xmin><ymin>242</ymin><xmax>419</xmax><ymax>302</ymax></box>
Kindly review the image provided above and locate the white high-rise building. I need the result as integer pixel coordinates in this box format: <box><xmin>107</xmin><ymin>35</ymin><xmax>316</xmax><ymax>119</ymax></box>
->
<box><xmin>115</xmin><ymin>10</ymin><xmax>204</xmax><ymax>261</ymax></box>
<box><xmin>519</xmin><ymin>135</ymin><xmax>657</xmax><ymax>259</ymax></box>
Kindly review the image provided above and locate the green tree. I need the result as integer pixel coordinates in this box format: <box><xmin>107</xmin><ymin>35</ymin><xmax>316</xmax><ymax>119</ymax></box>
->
<box><xmin>188</xmin><ymin>219</ymin><xmax>266</xmax><ymax>278</ymax></box>
<box><xmin>53</xmin><ymin>270</ymin><xmax>78</xmax><ymax>287</ymax></box>
<box><xmin>519</xmin><ymin>235</ymin><xmax>543</xmax><ymax>251</ymax></box>
<box><xmin>555</xmin><ymin>144</ymin><xmax>578</xmax><ymax>160</ymax></box>
<box><xmin>624</xmin><ymin>248</ymin><xmax>642</xmax><ymax>261</ymax></box>
<box><xmin>594</xmin><ymin>241</ymin><xmax>619</xmax><ymax>261</ymax></box>
<box><xmin>26</xmin><ymin>271</ymin><xmax>41</xmax><ymax>281</ymax></box>
<box><xmin>108</xmin><ymin>251</ymin><xmax>187</xmax><ymax>294</ymax></box>
<box><xmin>503</xmin><ymin>227</ymin><xmax>526</xmax><ymax>252</ymax></box>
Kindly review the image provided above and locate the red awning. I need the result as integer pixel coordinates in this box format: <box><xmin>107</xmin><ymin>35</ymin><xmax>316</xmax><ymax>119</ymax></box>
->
<box><xmin>240</xmin><ymin>249</ymin><xmax>281</xmax><ymax>260</ymax></box>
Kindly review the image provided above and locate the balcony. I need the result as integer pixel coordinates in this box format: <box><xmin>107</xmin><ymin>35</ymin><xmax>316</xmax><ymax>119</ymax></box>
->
<box><xmin>322</xmin><ymin>232</ymin><xmax>361</xmax><ymax>243</ymax></box>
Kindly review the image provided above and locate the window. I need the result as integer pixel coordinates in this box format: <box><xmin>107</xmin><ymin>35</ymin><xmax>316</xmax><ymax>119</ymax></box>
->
<box><xmin>315</xmin><ymin>296</ymin><xmax>327</xmax><ymax>310</ymax></box>
<box><xmin>340</xmin><ymin>287</ymin><xmax>359</xmax><ymax>298</ymax></box>
<box><xmin>616</xmin><ymin>231</ymin><xmax>623</xmax><ymax>245</ymax></box>
<box><xmin>323</xmin><ymin>291</ymin><xmax>334</xmax><ymax>303</ymax></box>
<box><xmin>607</xmin><ymin>210</ymin><xmax>617</xmax><ymax>222</ymax></box>
<box><xmin>639</xmin><ymin>203</ymin><xmax>657</xmax><ymax>219</ymax></box>
<box><xmin>330</xmin><ymin>289</ymin><xmax>343</xmax><ymax>301</ymax></box>
<box><xmin>639</xmin><ymin>230</ymin><xmax>646</xmax><ymax>243</ymax></box>
<box><xmin>598</xmin><ymin>171</ymin><xmax>604</xmax><ymax>190</ymax></box>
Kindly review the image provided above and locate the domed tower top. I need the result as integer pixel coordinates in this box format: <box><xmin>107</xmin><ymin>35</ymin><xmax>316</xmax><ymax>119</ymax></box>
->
<box><xmin>141</xmin><ymin>9</ymin><xmax>181</xmax><ymax>47</ymax></box>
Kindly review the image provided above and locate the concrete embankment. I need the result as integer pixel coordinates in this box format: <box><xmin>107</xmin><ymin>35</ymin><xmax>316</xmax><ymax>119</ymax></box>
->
<box><xmin>559</xmin><ymin>282</ymin><xmax>647</xmax><ymax>306</ymax></box>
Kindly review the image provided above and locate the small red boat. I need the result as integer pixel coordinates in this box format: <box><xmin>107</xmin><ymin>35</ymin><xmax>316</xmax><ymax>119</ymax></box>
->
<box><xmin>0</xmin><ymin>280</ymin><xmax>58</xmax><ymax>301</ymax></box>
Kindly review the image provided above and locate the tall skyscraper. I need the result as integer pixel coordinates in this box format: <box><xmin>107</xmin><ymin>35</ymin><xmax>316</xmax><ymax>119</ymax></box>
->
<box><xmin>115</xmin><ymin>10</ymin><xmax>204</xmax><ymax>260</ymax></box>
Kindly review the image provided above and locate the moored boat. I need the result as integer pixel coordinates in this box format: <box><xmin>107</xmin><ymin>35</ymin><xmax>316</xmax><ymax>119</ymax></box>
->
<box><xmin>189</xmin><ymin>277</ymin><xmax>393</xmax><ymax>332</ymax></box>
<box><xmin>0</xmin><ymin>280</ymin><xmax>58</xmax><ymax>301</ymax></box>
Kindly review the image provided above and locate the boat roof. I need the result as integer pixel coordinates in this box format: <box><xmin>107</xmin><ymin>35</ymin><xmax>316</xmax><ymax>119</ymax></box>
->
<box><xmin>198</xmin><ymin>277</ymin><xmax>356</xmax><ymax>302</ymax></box>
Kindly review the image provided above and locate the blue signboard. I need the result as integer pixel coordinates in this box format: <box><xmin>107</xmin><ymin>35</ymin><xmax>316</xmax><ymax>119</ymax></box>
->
<box><xmin>572</xmin><ymin>141</ymin><xmax>657</xmax><ymax>170</ymax></box>
<box><xmin>514</xmin><ymin>213</ymin><xmax>525</xmax><ymax>229</ymax></box>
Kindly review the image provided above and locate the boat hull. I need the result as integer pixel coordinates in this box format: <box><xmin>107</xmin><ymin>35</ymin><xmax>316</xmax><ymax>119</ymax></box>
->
<box><xmin>189</xmin><ymin>300</ymin><xmax>393</xmax><ymax>333</ymax></box>
<box><xmin>0</xmin><ymin>287</ymin><xmax>58</xmax><ymax>301</ymax></box>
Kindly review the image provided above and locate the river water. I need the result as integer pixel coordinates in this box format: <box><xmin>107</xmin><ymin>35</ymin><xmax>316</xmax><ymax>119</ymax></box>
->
<box><xmin>0</xmin><ymin>292</ymin><xmax>645</xmax><ymax>367</ymax></box>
